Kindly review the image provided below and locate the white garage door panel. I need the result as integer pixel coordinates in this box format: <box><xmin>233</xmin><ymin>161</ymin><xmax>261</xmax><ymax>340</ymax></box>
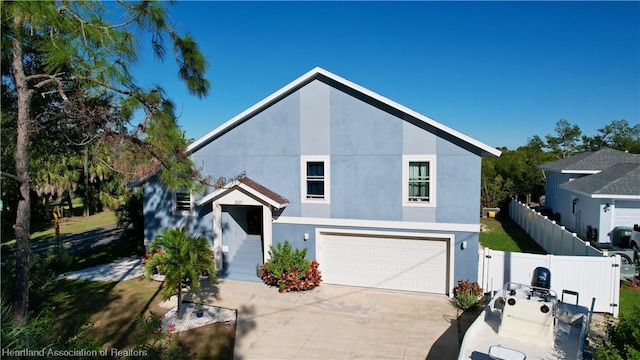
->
<box><xmin>320</xmin><ymin>234</ymin><xmax>448</xmax><ymax>294</ymax></box>
<box><xmin>615</xmin><ymin>201</ymin><xmax>640</xmax><ymax>228</ymax></box>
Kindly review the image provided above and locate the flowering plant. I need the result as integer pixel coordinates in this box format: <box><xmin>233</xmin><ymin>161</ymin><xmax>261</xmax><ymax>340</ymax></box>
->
<box><xmin>132</xmin><ymin>312</ymin><xmax>192</xmax><ymax>359</ymax></box>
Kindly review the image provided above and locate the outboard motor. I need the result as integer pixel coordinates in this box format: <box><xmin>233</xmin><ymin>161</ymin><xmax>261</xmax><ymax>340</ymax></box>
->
<box><xmin>532</xmin><ymin>267</ymin><xmax>551</xmax><ymax>289</ymax></box>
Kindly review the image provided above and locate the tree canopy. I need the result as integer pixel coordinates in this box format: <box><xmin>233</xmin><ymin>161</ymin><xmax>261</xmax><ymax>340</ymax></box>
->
<box><xmin>2</xmin><ymin>0</ymin><xmax>210</xmax><ymax>324</ymax></box>
<box><xmin>481</xmin><ymin>119</ymin><xmax>640</xmax><ymax>209</ymax></box>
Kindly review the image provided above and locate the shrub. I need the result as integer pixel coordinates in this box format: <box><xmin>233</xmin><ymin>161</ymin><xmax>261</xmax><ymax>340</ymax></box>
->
<box><xmin>262</xmin><ymin>241</ymin><xmax>322</xmax><ymax>292</ymax></box>
<box><xmin>454</xmin><ymin>279</ymin><xmax>483</xmax><ymax>298</ymax></box>
<box><xmin>115</xmin><ymin>190</ymin><xmax>145</xmax><ymax>255</ymax></box>
<box><xmin>1</xmin><ymin>245</ymin><xmax>72</xmax><ymax>314</ymax></box>
<box><xmin>1</xmin><ymin>298</ymin><xmax>101</xmax><ymax>354</ymax></box>
<box><xmin>132</xmin><ymin>311</ymin><xmax>193</xmax><ymax>360</ymax></box>
<box><xmin>453</xmin><ymin>279</ymin><xmax>483</xmax><ymax>310</ymax></box>
<box><xmin>595</xmin><ymin>306</ymin><xmax>640</xmax><ymax>360</ymax></box>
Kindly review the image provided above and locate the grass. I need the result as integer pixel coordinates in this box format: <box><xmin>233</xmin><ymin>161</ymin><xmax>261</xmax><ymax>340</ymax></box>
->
<box><xmin>49</xmin><ymin>278</ymin><xmax>235</xmax><ymax>359</ymax></box>
<box><xmin>481</xmin><ymin>215</ymin><xmax>639</xmax><ymax>322</ymax></box>
<box><xmin>480</xmin><ymin>216</ymin><xmax>546</xmax><ymax>254</ymax></box>
<box><xmin>2</xmin><ymin>210</ymin><xmax>117</xmax><ymax>246</ymax></box>
<box><xmin>619</xmin><ymin>279</ymin><xmax>640</xmax><ymax>320</ymax></box>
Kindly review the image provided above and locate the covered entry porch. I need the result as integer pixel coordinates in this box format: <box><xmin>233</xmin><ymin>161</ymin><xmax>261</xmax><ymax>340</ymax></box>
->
<box><xmin>197</xmin><ymin>177</ymin><xmax>289</xmax><ymax>281</ymax></box>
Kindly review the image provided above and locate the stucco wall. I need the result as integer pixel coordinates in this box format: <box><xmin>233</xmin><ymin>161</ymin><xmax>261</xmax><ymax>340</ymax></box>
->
<box><xmin>143</xmin><ymin>177</ymin><xmax>213</xmax><ymax>246</ymax></box>
<box><xmin>143</xmin><ymin>77</ymin><xmax>486</xmax><ymax>283</ymax></box>
<box><xmin>188</xmin><ymin>79</ymin><xmax>482</xmax><ymax>224</ymax></box>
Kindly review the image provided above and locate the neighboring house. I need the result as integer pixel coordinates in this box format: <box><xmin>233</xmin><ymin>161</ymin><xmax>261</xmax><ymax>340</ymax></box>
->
<box><xmin>140</xmin><ymin>67</ymin><xmax>501</xmax><ymax>295</ymax></box>
<box><xmin>538</xmin><ymin>148</ymin><xmax>640</xmax><ymax>246</ymax></box>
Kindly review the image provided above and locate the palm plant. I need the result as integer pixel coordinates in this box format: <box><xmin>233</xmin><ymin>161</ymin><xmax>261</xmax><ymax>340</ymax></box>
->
<box><xmin>144</xmin><ymin>228</ymin><xmax>215</xmax><ymax>320</ymax></box>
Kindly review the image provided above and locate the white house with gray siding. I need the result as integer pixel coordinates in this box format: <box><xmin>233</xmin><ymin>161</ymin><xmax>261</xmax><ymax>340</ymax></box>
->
<box><xmin>141</xmin><ymin>67</ymin><xmax>501</xmax><ymax>296</ymax></box>
<box><xmin>538</xmin><ymin>148</ymin><xmax>640</xmax><ymax>247</ymax></box>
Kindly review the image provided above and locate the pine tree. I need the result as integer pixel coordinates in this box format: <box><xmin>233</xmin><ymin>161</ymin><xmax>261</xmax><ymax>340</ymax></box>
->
<box><xmin>1</xmin><ymin>1</ymin><xmax>210</xmax><ymax>324</ymax></box>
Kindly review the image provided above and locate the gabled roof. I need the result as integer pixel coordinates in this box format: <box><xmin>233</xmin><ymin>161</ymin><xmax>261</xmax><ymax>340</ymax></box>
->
<box><xmin>196</xmin><ymin>176</ymin><xmax>289</xmax><ymax>209</ymax></box>
<box><xmin>560</xmin><ymin>163</ymin><xmax>640</xmax><ymax>199</ymax></box>
<box><xmin>187</xmin><ymin>67</ymin><xmax>501</xmax><ymax>157</ymax></box>
<box><xmin>538</xmin><ymin>148</ymin><xmax>640</xmax><ymax>174</ymax></box>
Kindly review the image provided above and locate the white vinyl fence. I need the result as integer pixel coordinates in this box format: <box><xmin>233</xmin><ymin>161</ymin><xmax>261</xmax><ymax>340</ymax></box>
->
<box><xmin>509</xmin><ymin>199</ymin><xmax>604</xmax><ymax>256</ymax></box>
<box><xmin>477</xmin><ymin>247</ymin><xmax>620</xmax><ymax>317</ymax></box>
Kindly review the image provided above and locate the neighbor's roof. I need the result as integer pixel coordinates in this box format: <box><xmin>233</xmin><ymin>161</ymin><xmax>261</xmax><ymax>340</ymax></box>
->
<box><xmin>196</xmin><ymin>176</ymin><xmax>289</xmax><ymax>209</ymax></box>
<box><xmin>187</xmin><ymin>67</ymin><xmax>501</xmax><ymax>157</ymax></box>
<box><xmin>538</xmin><ymin>148</ymin><xmax>640</xmax><ymax>174</ymax></box>
<box><xmin>560</xmin><ymin>163</ymin><xmax>640</xmax><ymax>199</ymax></box>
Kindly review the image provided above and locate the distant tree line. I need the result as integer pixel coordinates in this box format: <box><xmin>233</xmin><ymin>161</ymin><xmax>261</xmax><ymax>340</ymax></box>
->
<box><xmin>481</xmin><ymin>119</ymin><xmax>640</xmax><ymax>210</ymax></box>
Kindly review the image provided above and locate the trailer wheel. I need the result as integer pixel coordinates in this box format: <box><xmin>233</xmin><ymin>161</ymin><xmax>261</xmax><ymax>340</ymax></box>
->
<box><xmin>616</xmin><ymin>254</ymin><xmax>632</xmax><ymax>265</ymax></box>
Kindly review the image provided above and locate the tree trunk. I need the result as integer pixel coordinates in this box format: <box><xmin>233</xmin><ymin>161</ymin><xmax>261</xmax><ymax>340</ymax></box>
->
<box><xmin>65</xmin><ymin>190</ymin><xmax>73</xmax><ymax>216</ymax></box>
<box><xmin>176</xmin><ymin>277</ymin><xmax>183</xmax><ymax>320</ymax></box>
<box><xmin>12</xmin><ymin>17</ymin><xmax>33</xmax><ymax>325</ymax></box>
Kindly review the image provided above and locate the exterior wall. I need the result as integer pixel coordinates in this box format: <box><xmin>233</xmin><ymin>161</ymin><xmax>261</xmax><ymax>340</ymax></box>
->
<box><xmin>188</xmin><ymin>80</ymin><xmax>481</xmax><ymax>226</ymax></box>
<box><xmin>144</xmin><ymin>78</ymin><xmax>486</xmax><ymax>283</ymax></box>
<box><xmin>143</xmin><ymin>177</ymin><xmax>214</xmax><ymax>247</ymax></box>
<box><xmin>271</xmin><ymin>222</ymin><xmax>480</xmax><ymax>287</ymax></box>
<box><xmin>579</xmin><ymin>196</ymin><xmax>603</xmax><ymax>241</ymax></box>
<box><xmin>544</xmin><ymin>172</ymin><xmax>583</xmax><ymax>227</ymax></box>
<box><xmin>435</xmin><ymin>136</ymin><xmax>482</xmax><ymax>225</ymax></box>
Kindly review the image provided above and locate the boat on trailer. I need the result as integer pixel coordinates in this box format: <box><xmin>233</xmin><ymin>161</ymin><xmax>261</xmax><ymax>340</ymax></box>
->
<box><xmin>458</xmin><ymin>267</ymin><xmax>591</xmax><ymax>360</ymax></box>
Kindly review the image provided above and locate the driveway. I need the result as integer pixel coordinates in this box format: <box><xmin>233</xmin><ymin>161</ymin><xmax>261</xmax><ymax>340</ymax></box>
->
<box><xmin>187</xmin><ymin>280</ymin><xmax>459</xmax><ymax>360</ymax></box>
<box><xmin>31</xmin><ymin>225</ymin><xmax>124</xmax><ymax>254</ymax></box>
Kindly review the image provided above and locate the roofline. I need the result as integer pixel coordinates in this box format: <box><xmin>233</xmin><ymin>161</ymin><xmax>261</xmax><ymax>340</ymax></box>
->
<box><xmin>559</xmin><ymin>187</ymin><xmax>640</xmax><ymax>200</ymax></box>
<box><xmin>537</xmin><ymin>167</ymin><xmax>601</xmax><ymax>174</ymax></box>
<box><xmin>187</xmin><ymin>67</ymin><xmax>501</xmax><ymax>157</ymax></box>
<box><xmin>561</xmin><ymin>170</ymin><xmax>600</xmax><ymax>174</ymax></box>
<box><xmin>196</xmin><ymin>180</ymin><xmax>289</xmax><ymax>209</ymax></box>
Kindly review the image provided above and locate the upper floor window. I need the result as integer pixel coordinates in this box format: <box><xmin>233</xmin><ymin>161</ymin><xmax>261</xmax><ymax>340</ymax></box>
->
<box><xmin>173</xmin><ymin>189</ymin><xmax>194</xmax><ymax>215</ymax></box>
<box><xmin>306</xmin><ymin>162</ymin><xmax>325</xmax><ymax>198</ymax></box>
<box><xmin>409</xmin><ymin>162</ymin><xmax>430</xmax><ymax>202</ymax></box>
<box><xmin>301</xmin><ymin>156</ymin><xmax>330</xmax><ymax>203</ymax></box>
<box><xmin>403</xmin><ymin>155</ymin><xmax>436</xmax><ymax>207</ymax></box>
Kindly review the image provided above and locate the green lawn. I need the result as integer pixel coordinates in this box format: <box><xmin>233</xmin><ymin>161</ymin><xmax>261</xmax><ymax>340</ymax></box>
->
<box><xmin>2</xmin><ymin>210</ymin><xmax>117</xmax><ymax>246</ymax></box>
<box><xmin>619</xmin><ymin>280</ymin><xmax>640</xmax><ymax>320</ymax></box>
<box><xmin>480</xmin><ymin>217</ymin><xmax>546</xmax><ymax>254</ymax></box>
<box><xmin>481</xmin><ymin>216</ymin><xmax>639</xmax><ymax>320</ymax></box>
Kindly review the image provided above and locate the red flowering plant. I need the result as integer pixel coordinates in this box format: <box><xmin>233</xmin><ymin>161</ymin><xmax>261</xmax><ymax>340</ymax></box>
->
<box><xmin>453</xmin><ymin>279</ymin><xmax>484</xmax><ymax>310</ymax></box>
<box><xmin>261</xmin><ymin>241</ymin><xmax>322</xmax><ymax>293</ymax></box>
<box><xmin>132</xmin><ymin>311</ymin><xmax>192</xmax><ymax>360</ymax></box>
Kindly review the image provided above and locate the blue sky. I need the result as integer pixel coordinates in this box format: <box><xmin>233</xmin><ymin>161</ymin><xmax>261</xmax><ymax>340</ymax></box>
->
<box><xmin>133</xmin><ymin>1</ymin><xmax>639</xmax><ymax>150</ymax></box>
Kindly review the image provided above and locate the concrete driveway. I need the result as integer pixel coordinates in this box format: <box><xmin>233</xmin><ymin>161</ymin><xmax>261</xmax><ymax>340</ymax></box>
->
<box><xmin>188</xmin><ymin>280</ymin><xmax>459</xmax><ymax>360</ymax></box>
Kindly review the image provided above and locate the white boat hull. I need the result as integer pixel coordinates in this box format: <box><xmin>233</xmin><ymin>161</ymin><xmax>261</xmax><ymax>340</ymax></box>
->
<box><xmin>458</xmin><ymin>284</ymin><xmax>589</xmax><ymax>360</ymax></box>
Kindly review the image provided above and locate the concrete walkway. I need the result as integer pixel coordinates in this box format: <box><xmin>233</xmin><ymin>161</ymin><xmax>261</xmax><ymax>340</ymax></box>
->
<box><xmin>57</xmin><ymin>256</ymin><xmax>144</xmax><ymax>282</ymax></box>
<box><xmin>188</xmin><ymin>280</ymin><xmax>460</xmax><ymax>360</ymax></box>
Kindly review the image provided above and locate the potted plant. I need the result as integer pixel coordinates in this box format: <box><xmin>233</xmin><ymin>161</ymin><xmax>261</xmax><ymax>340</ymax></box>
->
<box><xmin>193</xmin><ymin>303</ymin><xmax>204</xmax><ymax>317</ymax></box>
<box><xmin>256</xmin><ymin>263</ymin><xmax>264</xmax><ymax>278</ymax></box>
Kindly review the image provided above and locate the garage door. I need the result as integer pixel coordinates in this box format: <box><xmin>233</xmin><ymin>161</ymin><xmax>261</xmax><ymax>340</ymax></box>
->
<box><xmin>318</xmin><ymin>232</ymin><xmax>449</xmax><ymax>294</ymax></box>
<box><xmin>614</xmin><ymin>201</ymin><xmax>640</xmax><ymax>228</ymax></box>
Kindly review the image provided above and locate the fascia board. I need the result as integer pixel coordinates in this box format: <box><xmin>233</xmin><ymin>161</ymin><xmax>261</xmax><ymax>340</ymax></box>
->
<box><xmin>196</xmin><ymin>180</ymin><xmax>289</xmax><ymax>209</ymax></box>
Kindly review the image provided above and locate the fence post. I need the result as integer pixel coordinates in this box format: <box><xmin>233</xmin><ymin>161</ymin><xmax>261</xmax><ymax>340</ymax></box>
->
<box><xmin>542</xmin><ymin>216</ymin><xmax>549</xmax><ymax>251</ymax></box>
<box><xmin>611</xmin><ymin>255</ymin><xmax>621</xmax><ymax>318</ymax></box>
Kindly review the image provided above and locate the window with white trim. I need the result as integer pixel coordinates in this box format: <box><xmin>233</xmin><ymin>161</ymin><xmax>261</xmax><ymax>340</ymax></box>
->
<box><xmin>173</xmin><ymin>189</ymin><xmax>194</xmax><ymax>215</ymax></box>
<box><xmin>403</xmin><ymin>155</ymin><xmax>436</xmax><ymax>206</ymax></box>
<box><xmin>301</xmin><ymin>156</ymin><xmax>330</xmax><ymax>203</ymax></box>
<box><xmin>408</xmin><ymin>162</ymin><xmax>430</xmax><ymax>201</ymax></box>
<box><xmin>306</xmin><ymin>162</ymin><xmax>325</xmax><ymax>198</ymax></box>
